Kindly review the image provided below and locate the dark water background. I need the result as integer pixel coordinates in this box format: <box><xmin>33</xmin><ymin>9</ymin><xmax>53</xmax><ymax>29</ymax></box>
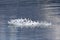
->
<box><xmin>0</xmin><ymin>0</ymin><xmax>60</xmax><ymax>40</ymax></box>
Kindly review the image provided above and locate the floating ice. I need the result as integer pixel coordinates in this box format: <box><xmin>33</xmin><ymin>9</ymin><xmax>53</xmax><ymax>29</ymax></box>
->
<box><xmin>8</xmin><ymin>18</ymin><xmax>52</xmax><ymax>28</ymax></box>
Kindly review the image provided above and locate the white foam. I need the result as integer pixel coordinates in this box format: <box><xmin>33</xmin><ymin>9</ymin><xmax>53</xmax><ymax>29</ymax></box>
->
<box><xmin>8</xmin><ymin>18</ymin><xmax>52</xmax><ymax>28</ymax></box>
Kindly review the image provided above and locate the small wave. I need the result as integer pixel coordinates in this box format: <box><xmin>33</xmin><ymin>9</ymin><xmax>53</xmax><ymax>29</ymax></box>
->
<box><xmin>8</xmin><ymin>18</ymin><xmax>52</xmax><ymax>28</ymax></box>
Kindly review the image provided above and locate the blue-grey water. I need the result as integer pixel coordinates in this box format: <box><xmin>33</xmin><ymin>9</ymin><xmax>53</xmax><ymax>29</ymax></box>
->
<box><xmin>0</xmin><ymin>0</ymin><xmax>60</xmax><ymax>40</ymax></box>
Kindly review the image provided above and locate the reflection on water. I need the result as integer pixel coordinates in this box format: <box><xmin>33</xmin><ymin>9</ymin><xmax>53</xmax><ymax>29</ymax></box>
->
<box><xmin>0</xmin><ymin>0</ymin><xmax>60</xmax><ymax>40</ymax></box>
<box><xmin>0</xmin><ymin>27</ymin><xmax>54</xmax><ymax>40</ymax></box>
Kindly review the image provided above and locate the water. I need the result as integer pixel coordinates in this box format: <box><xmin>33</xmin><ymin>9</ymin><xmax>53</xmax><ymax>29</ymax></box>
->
<box><xmin>0</xmin><ymin>0</ymin><xmax>60</xmax><ymax>40</ymax></box>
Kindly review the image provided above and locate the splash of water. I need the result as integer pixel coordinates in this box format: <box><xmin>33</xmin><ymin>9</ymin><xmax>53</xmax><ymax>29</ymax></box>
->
<box><xmin>8</xmin><ymin>18</ymin><xmax>52</xmax><ymax>28</ymax></box>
